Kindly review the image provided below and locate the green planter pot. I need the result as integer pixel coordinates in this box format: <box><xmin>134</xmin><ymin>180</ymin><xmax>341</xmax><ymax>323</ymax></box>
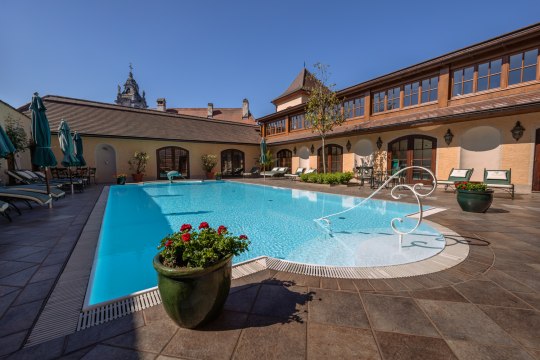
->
<box><xmin>456</xmin><ymin>189</ymin><xmax>494</xmax><ymax>213</ymax></box>
<box><xmin>152</xmin><ymin>254</ymin><xmax>232</xmax><ymax>329</ymax></box>
<box><xmin>116</xmin><ymin>177</ymin><xmax>126</xmax><ymax>185</ymax></box>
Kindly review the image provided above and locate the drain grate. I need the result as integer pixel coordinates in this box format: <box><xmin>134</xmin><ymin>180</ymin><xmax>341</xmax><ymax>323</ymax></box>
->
<box><xmin>77</xmin><ymin>288</ymin><xmax>161</xmax><ymax>331</ymax></box>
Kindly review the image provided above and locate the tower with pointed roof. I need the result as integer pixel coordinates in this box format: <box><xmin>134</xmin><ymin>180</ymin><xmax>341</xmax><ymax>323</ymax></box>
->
<box><xmin>271</xmin><ymin>68</ymin><xmax>320</xmax><ymax>112</ymax></box>
<box><xmin>115</xmin><ymin>64</ymin><xmax>148</xmax><ymax>109</ymax></box>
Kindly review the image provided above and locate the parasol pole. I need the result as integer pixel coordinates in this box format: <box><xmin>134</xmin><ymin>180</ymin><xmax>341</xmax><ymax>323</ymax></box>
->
<box><xmin>44</xmin><ymin>166</ymin><xmax>52</xmax><ymax>208</ymax></box>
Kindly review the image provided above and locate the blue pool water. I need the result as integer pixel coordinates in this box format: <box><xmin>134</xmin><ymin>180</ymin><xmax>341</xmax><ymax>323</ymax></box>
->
<box><xmin>88</xmin><ymin>181</ymin><xmax>444</xmax><ymax>305</ymax></box>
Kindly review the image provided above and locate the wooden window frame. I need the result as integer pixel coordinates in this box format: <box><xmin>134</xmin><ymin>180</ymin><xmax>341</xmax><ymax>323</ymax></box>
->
<box><xmin>403</xmin><ymin>81</ymin><xmax>419</xmax><ymax>107</ymax></box>
<box><xmin>508</xmin><ymin>48</ymin><xmax>539</xmax><ymax>86</ymax></box>
<box><xmin>276</xmin><ymin>149</ymin><xmax>292</xmax><ymax>169</ymax></box>
<box><xmin>156</xmin><ymin>146</ymin><xmax>190</xmax><ymax>179</ymax></box>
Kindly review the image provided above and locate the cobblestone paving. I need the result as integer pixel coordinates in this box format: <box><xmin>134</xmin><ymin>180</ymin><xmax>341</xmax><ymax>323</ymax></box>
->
<box><xmin>1</xmin><ymin>180</ymin><xmax>539</xmax><ymax>359</ymax></box>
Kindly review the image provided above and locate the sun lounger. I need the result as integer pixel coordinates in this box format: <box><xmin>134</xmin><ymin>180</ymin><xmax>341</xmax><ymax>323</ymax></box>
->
<box><xmin>0</xmin><ymin>188</ymin><xmax>52</xmax><ymax>214</ymax></box>
<box><xmin>484</xmin><ymin>169</ymin><xmax>515</xmax><ymax>199</ymax></box>
<box><xmin>14</xmin><ymin>169</ymin><xmax>85</xmax><ymax>191</ymax></box>
<box><xmin>285</xmin><ymin>168</ymin><xmax>305</xmax><ymax>180</ymax></box>
<box><xmin>3</xmin><ymin>185</ymin><xmax>65</xmax><ymax>199</ymax></box>
<box><xmin>261</xmin><ymin>167</ymin><xmax>289</xmax><ymax>177</ymax></box>
<box><xmin>0</xmin><ymin>200</ymin><xmax>12</xmax><ymax>222</ymax></box>
<box><xmin>436</xmin><ymin>168</ymin><xmax>474</xmax><ymax>191</ymax></box>
<box><xmin>242</xmin><ymin>166</ymin><xmax>260</xmax><ymax>178</ymax></box>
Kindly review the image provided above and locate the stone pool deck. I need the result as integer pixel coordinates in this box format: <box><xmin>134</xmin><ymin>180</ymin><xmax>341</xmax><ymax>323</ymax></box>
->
<box><xmin>0</xmin><ymin>179</ymin><xmax>539</xmax><ymax>359</ymax></box>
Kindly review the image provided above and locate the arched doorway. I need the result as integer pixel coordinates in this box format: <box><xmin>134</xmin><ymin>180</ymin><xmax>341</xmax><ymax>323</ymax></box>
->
<box><xmin>276</xmin><ymin>149</ymin><xmax>292</xmax><ymax>169</ymax></box>
<box><xmin>221</xmin><ymin>149</ymin><xmax>244</xmax><ymax>175</ymax></box>
<box><xmin>95</xmin><ymin>144</ymin><xmax>117</xmax><ymax>183</ymax></box>
<box><xmin>317</xmin><ymin>144</ymin><xmax>343</xmax><ymax>173</ymax></box>
<box><xmin>460</xmin><ymin>126</ymin><xmax>500</xmax><ymax>182</ymax></box>
<box><xmin>157</xmin><ymin>146</ymin><xmax>190</xmax><ymax>179</ymax></box>
<box><xmin>388</xmin><ymin>135</ymin><xmax>437</xmax><ymax>183</ymax></box>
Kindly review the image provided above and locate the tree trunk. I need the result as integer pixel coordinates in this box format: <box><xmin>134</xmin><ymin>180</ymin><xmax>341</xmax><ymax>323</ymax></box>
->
<box><xmin>321</xmin><ymin>136</ymin><xmax>326</xmax><ymax>174</ymax></box>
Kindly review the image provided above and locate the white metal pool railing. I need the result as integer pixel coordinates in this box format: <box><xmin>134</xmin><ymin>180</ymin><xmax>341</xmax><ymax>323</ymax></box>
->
<box><xmin>314</xmin><ymin>166</ymin><xmax>437</xmax><ymax>246</ymax></box>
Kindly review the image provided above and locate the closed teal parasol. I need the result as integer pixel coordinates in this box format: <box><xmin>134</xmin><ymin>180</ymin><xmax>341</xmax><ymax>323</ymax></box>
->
<box><xmin>30</xmin><ymin>92</ymin><xmax>57</xmax><ymax>203</ymax></box>
<box><xmin>0</xmin><ymin>124</ymin><xmax>16</xmax><ymax>159</ymax></box>
<box><xmin>73</xmin><ymin>131</ymin><xmax>86</xmax><ymax>167</ymax></box>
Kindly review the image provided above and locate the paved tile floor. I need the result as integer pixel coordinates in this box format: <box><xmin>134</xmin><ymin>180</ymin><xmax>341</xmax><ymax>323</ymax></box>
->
<box><xmin>1</xmin><ymin>179</ymin><xmax>539</xmax><ymax>359</ymax></box>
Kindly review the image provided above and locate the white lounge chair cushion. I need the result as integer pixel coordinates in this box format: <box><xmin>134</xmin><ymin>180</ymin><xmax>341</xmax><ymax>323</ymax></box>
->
<box><xmin>271</xmin><ymin>167</ymin><xmax>279</xmax><ymax>172</ymax></box>
<box><xmin>23</xmin><ymin>170</ymin><xmax>40</xmax><ymax>179</ymax></box>
<box><xmin>277</xmin><ymin>167</ymin><xmax>286</xmax><ymax>172</ymax></box>
<box><xmin>486</xmin><ymin>170</ymin><xmax>508</xmax><ymax>180</ymax></box>
<box><xmin>450</xmin><ymin>169</ymin><xmax>468</xmax><ymax>178</ymax></box>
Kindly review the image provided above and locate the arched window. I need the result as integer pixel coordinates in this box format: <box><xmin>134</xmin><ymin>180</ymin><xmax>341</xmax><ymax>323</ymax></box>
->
<box><xmin>157</xmin><ymin>147</ymin><xmax>190</xmax><ymax>179</ymax></box>
<box><xmin>221</xmin><ymin>149</ymin><xmax>245</xmax><ymax>176</ymax></box>
<box><xmin>276</xmin><ymin>149</ymin><xmax>292</xmax><ymax>169</ymax></box>
<box><xmin>388</xmin><ymin>135</ymin><xmax>436</xmax><ymax>183</ymax></box>
<box><xmin>317</xmin><ymin>144</ymin><xmax>343</xmax><ymax>173</ymax></box>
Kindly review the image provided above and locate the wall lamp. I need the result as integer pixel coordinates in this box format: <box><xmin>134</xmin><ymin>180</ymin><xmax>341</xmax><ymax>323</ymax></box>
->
<box><xmin>511</xmin><ymin>121</ymin><xmax>525</xmax><ymax>141</ymax></box>
<box><xmin>346</xmin><ymin>140</ymin><xmax>352</xmax><ymax>152</ymax></box>
<box><xmin>293</xmin><ymin>146</ymin><xmax>297</xmax><ymax>155</ymax></box>
<box><xmin>310</xmin><ymin>144</ymin><xmax>315</xmax><ymax>154</ymax></box>
<box><xmin>376</xmin><ymin>137</ymin><xmax>383</xmax><ymax>150</ymax></box>
<box><xmin>444</xmin><ymin>129</ymin><xmax>454</xmax><ymax>146</ymax></box>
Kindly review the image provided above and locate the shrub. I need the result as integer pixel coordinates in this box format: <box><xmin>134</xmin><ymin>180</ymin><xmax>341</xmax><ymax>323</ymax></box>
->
<box><xmin>455</xmin><ymin>181</ymin><xmax>488</xmax><ymax>192</ymax></box>
<box><xmin>300</xmin><ymin>171</ymin><xmax>353</xmax><ymax>185</ymax></box>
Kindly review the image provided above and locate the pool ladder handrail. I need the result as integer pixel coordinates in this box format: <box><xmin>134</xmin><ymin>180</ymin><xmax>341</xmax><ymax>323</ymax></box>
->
<box><xmin>314</xmin><ymin>166</ymin><xmax>438</xmax><ymax>247</ymax></box>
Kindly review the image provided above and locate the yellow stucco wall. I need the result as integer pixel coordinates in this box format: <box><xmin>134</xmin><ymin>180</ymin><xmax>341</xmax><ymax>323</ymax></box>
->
<box><xmin>49</xmin><ymin>136</ymin><xmax>260</xmax><ymax>183</ymax></box>
<box><xmin>0</xmin><ymin>101</ymin><xmax>32</xmax><ymax>184</ymax></box>
<box><xmin>268</xmin><ymin>112</ymin><xmax>540</xmax><ymax>193</ymax></box>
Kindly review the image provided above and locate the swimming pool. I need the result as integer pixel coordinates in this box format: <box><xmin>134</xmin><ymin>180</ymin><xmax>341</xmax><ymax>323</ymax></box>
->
<box><xmin>87</xmin><ymin>181</ymin><xmax>444</xmax><ymax>305</ymax></box>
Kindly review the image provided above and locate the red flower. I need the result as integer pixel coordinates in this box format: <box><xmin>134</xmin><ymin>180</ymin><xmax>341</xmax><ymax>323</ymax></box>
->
<box><xmin>180</xmin><ymin>224</ymin><xmax>192</xmax><ymax>232</ymax></box>
<box><xmin>199</xmin><ymin>222</ymin><xmax>209</xmax><ymax>229</ymax></box>
<box><xmin>239</xmin><ymin>235</ymin><xmax>248</xmax><ymax>240</ymax></box>
<box><xmin>181</xmin><ymin>233</ymin><xmax>191</xmax><ymax>242</ymax></box>
<box><xmin>217</xmin><ymin>225</ymin><xmax>227</xmax><ymax>235</ymax></box>
<box><xmin>165</xmin><ymin>239</ymin><xmax>173</xmax><ymax>247</ymax></box>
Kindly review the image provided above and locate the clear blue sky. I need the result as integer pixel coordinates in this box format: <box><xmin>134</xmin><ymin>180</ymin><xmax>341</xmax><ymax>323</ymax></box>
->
<box><xmin>1</xmin><ymin>0</ymin><xmax>539</xmax><ymax>117</ymax></box>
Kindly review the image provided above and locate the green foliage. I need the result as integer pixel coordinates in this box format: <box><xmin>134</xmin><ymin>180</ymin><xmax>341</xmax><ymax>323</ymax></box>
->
<box><xmin>201</xmin><ymin>154</ymin><xmax>218</xmax><ymax>172</ymax></box>
<box><xmin>304</xmin><ymin>63</ymin><xmax>345</xmax><ymax>173</ymax></box>
<box><xmin>128</xmin><ymin>151</ymin><xmax>149</xmax><ymax>174</ymax></box>
<box><xmin>158</xmin><ymin>223</ymin><xmax>250</xmax><ymax>268</ymax></box>
<box><xmin>455</xmin><ymin>181</ymin><xmax>488</xmax><ymax>191</ymax></box>
<box><xmin>300</xmin><ymin>171</ymin><xmax>353</xmax><ymax>185</ymax></box>
<box><xmin>5</xmin><ymin>115</ymin><xmax>27</xmax><ymax>154</ymax></box>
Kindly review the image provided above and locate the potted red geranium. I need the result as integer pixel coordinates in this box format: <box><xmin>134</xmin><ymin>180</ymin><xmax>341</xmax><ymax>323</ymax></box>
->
<box><xmin>455</xmin><ymin>181</ymin><xmax>494</xmax><ymax>213</ymax></box>
<box><xmin>153</xmin><ymin>222</ymin><xmax>249</xmax><ymax>328</ymax></box>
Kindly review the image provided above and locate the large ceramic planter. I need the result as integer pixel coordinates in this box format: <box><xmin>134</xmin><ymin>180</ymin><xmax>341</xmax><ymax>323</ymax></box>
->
<box><xmin>456</xmin><ymin>189</ymin><xmax>494</xmax><ymax>213</ymax></box>
<box><xmin>132</xmin><ymin>173</ymin><xmax>144</xmax><ymax>182</ymax></box>
<box><xmin>206</xmin><ymin>171</ymin><xmax>215</xmax><ymax>180</ymax></box>
<box><xmin>152</xmin><ymin>254</ymin><xmax>232</xmax><ymax>329</ymax></box>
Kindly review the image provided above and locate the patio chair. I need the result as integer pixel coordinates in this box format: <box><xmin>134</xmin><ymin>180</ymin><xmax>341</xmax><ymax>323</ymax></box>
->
<box><xmin>304</xmin><ymin>168</ymin><xmax>317</xmax><ymax>175</ymax></box>
<box><xmin>285</xmin><ymin>167</ymin><xmax>305</xmax><ymax>181</ymax></box>
<box><xmin>24</xmin><ymin>169</ymin><xmax>86</xmax><ymax>191</ymax></box>
<box><xmin>242</xmin><ymin>166</ymin><xmax>260</xmax><ymax>178</ymax></box>
<box><xmin>0</xmin><ymin>200</ymin><xmax>12</xmax><ymax>222</ymax></box>
<box><xmin>484</xmin><ymin>169</ymin><xmax>515</xmax><ymax>199</ymax></box>
<box><xmin>436</xmin><ymin>168</ymin><xmax>474</xmax><ymax>191</ymax></box>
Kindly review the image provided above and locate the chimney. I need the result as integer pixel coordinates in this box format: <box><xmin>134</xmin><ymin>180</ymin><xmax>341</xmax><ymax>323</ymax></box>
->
<box><xmin>242</xmin><ymin>98</ymin><xmax>249</xmax><ymax>118</ymax></box>
<box><xmin>156</xmin><ymin>98</ymin><xmax>166</xmax><ymax>112</ymax></box>
<box><xmin>207</xmin><ymin>103</ymin><xmax>213</xmax><ymax>118</ymax></box>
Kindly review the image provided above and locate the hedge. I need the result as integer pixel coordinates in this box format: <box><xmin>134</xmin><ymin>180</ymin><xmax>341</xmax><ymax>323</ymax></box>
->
<box><xmin>299</xmin><ymin>171</ymin><xmax>353</xmax><ymax>185</ymax></box>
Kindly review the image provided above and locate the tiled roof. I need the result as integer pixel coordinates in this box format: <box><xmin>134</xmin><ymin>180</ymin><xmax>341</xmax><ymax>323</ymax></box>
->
<box><xmin>272</xmin><ymin>68</ymin><xmax>320</xmax><ymax>104</ymax></box>
<box><xmin>19</xmin><ymin>96</ymin><xmax>261</xmax><ymax>144</ymax></box>
<box><xmin>266</xmin><ymin>90</ymin><xmax>540</xmax><ymax>144</ymax></box>
<box><xmin>166</xmin><ymin>108</ymin><xmax>256</xmax><ymax>123</ymax></box>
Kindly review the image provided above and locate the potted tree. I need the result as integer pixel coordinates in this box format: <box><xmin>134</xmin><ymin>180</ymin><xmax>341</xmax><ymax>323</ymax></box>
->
<box><xmin>128</xmin><ymin>151</ymin><xmax>149</xmax><ymax>182</ymax></box>
<box><xmin>153</xmin><ymin>222</ymin><xmax>249</xmax><ymax>329</ymax></box>
<box><xmin>201</xmin><ymin>154</ymin><xmax>218</xmax><ymax>179</ymax></box>
<box><xmin>455</xmin><ymin>181</ymin><xmax>494</xmax><ymax>213</ymax></box>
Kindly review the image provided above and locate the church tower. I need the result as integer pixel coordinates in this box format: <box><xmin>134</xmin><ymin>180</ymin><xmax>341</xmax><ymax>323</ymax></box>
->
<box><xmin>115</xmin><ymin>64</ymin><xmax>148</xmax><ymax>109</ymax></box>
